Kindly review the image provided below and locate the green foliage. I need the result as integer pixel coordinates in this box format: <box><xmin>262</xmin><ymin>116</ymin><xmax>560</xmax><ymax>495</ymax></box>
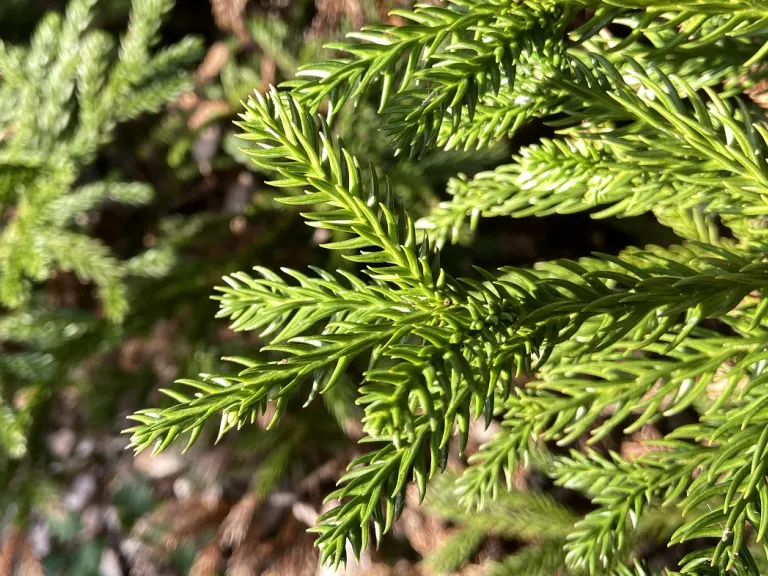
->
<box><xmin>489</xmin><ymin>539</ymin><xmax>570</xmax><ymax>576</ymax></box>
<box><xmin>128</xmin><ymin>0</ymin><xmax>768</xmax><ymax>574</ymax></box>
<box><xmin>0</xmin><ymin>0</ymin><xmax>202</xmax><ymax>319</ymax></box>
<box><xmin>424</xmin><ymin>471</ymin><xmax>683</xmax><ymax>574</ymax></box>
<box><xmin>427</xmin><ymin>472</ymin><xmax>577</xmax><ymax>540</ymax></box>
<box><xmin>0</xmin><ymin>0</ymin><xmax>200</xmax><ymax>525</ymax></box>
<box><xmin>423</xmin><ymin>472</ymin><xmax>575</xmax><ymax>574</ymax></box>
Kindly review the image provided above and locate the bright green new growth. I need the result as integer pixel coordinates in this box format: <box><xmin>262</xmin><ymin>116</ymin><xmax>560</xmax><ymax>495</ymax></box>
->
<box><xmin>128</xmin><ymin>0</ymin><xmax>768</xmax><ymax>573</ymax></box>
<box><xmin>0</xmin><ymin>0</ymin><xmax>200</xmax><ymax>517</ymax></box>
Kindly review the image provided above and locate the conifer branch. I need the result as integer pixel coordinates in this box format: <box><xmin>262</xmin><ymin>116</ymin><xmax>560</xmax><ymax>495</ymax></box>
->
<box><xmin>128</xmin><ymin>90</ymin><xmax>768</xmax><ymax>569</ymax></box>
<box><xmin>123</xmin><ymin>1</ymin><xmax>768</xmax><ymax>573</ymax></box>
<box><xmin>421</xmin><ymin>55</ymin><xmax>768</xmax><ymax>246</ymax></box>
<box><xmin>0</xmin><ymin>0</ymin><xmax>201</xmax><ymax>318</ymax></box>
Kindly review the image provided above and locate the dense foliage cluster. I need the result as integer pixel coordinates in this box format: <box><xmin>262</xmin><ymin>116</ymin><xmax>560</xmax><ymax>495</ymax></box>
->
<box><xmin>5</xmin><ymin>0</ymin><xmax>768</xmax><ymax>574</ymax></box>
<box><xmin>124</xmin><ymin>1</ymin><xmax>768</xmax><ymax>574</ymax></box>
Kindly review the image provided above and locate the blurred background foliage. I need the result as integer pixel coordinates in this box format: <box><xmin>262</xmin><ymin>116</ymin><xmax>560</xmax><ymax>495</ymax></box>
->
<box><xmin>0</xmin><ymin>0</ymin><xmax>677</xmax><ymax>574</ymax></box>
